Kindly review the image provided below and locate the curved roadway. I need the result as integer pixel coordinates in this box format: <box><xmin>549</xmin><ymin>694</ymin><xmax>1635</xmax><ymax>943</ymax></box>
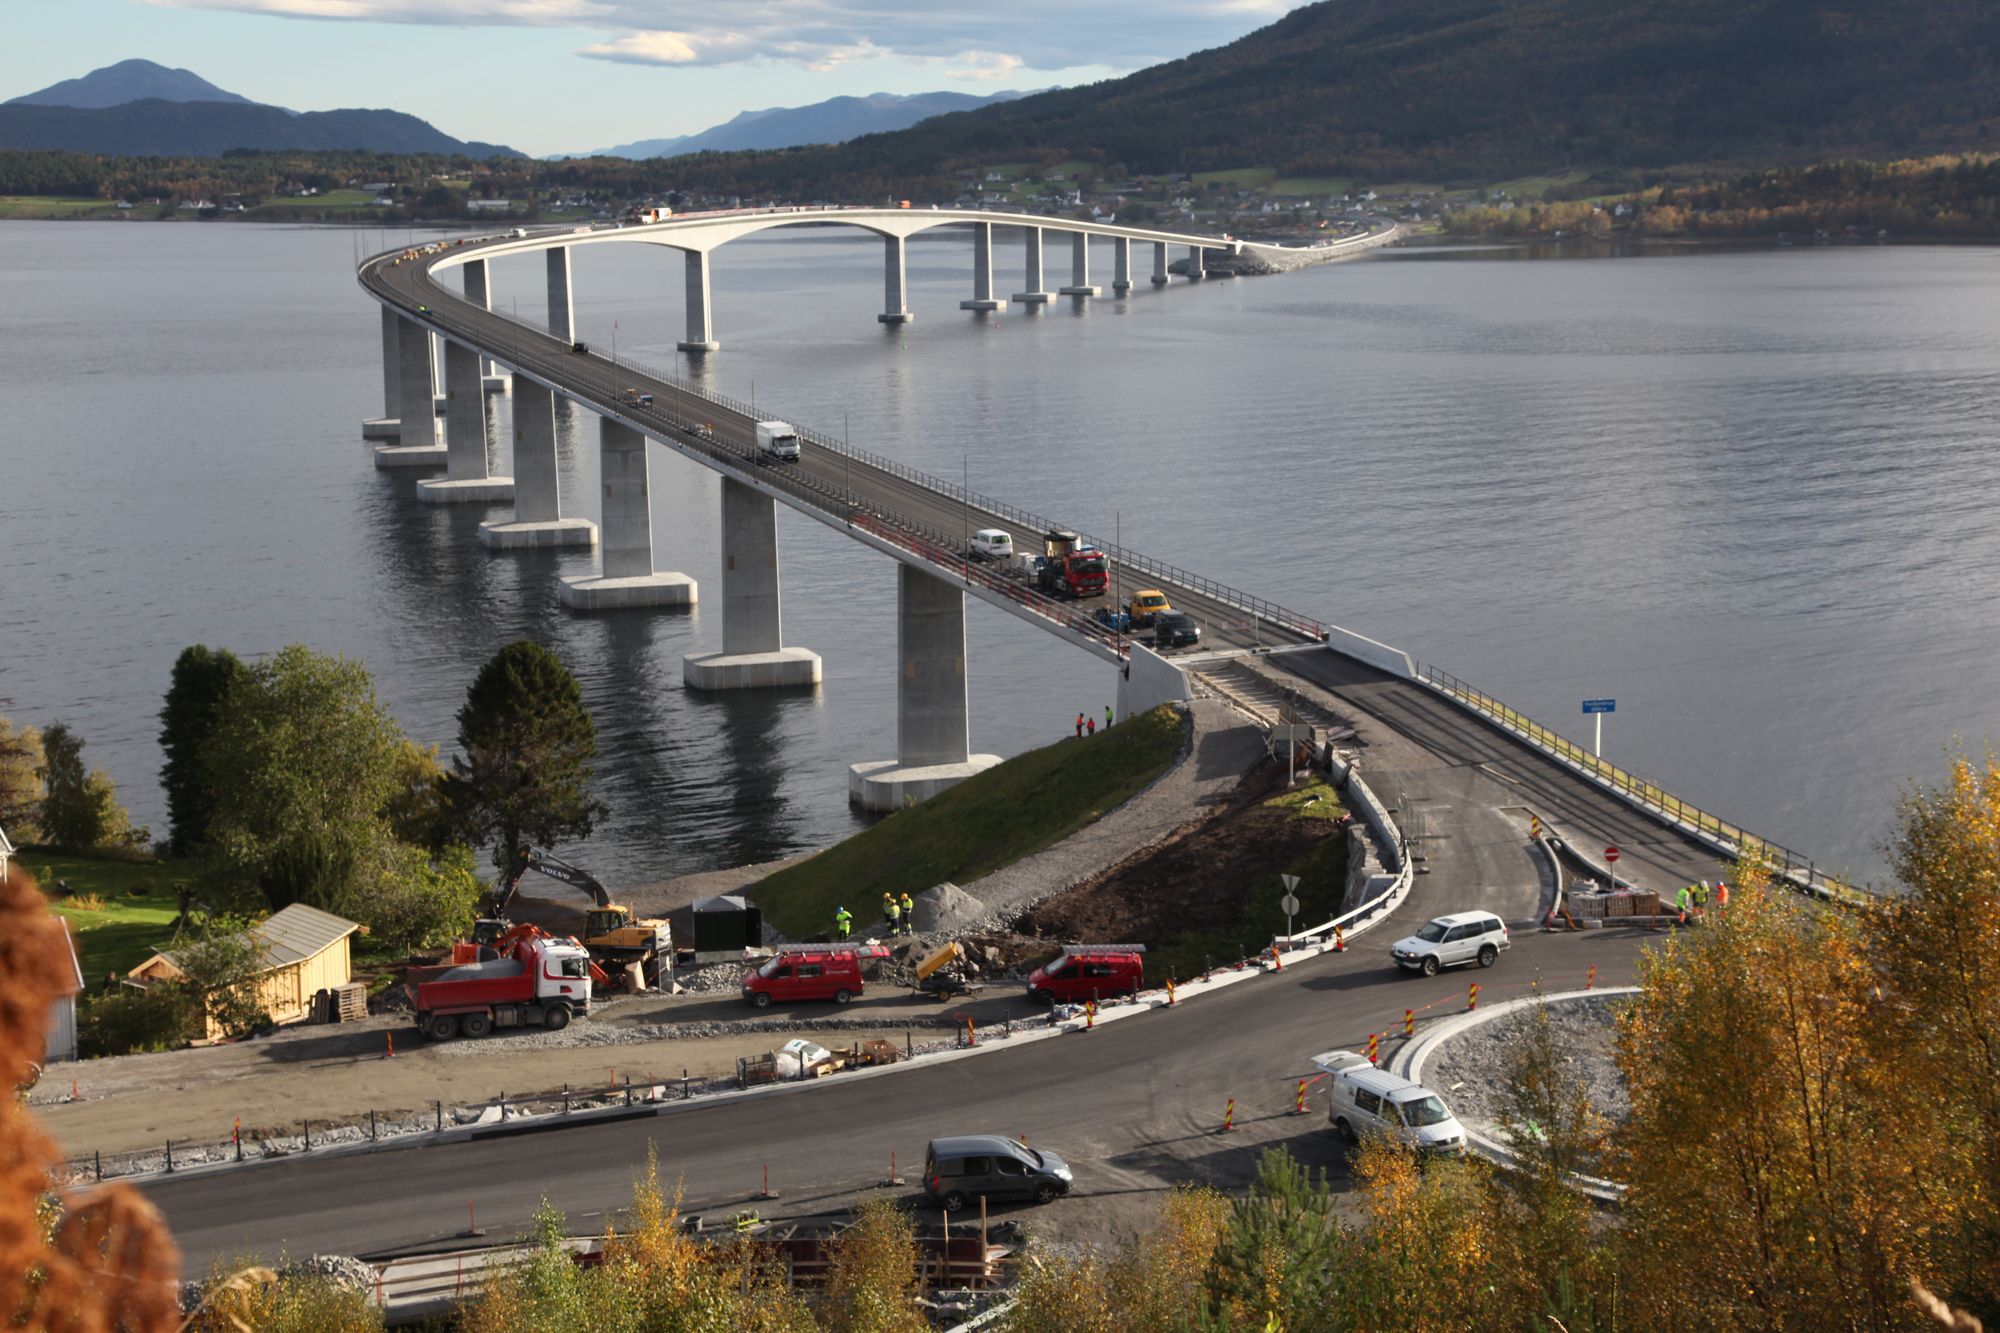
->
<box><xmin>145</xmin><ymin>923</ymin><xmax>1656</xmax><ymax>1268</ymax></box>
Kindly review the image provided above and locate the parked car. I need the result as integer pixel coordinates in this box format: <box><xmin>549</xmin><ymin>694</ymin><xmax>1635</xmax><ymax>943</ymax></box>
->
<box><xmin>1026</xmin><ymin>945</ymin><xmax>1144</xmax><ymax>1005</ymax></box>
<box><xmin>968</xmin><ymin>528</ymin><xmax>1014</xmax><ymax>563</ymax></box>
<box><xmin>741</xmin><ymin>945</ymin><xmax>886</xmax><ymax>1007</ymax></box>
<box><xmin>924</xmin><ymin>1135</ymin><xmax>1072</xmax><ymax>1210</ymax></box>
<box><xmin>570</xmin><ymin>341</ymin><xmax>589</xmax><ymax>354</ymax></box>
<box><xmin>1389</xmin><ymin>910</ymin><xmax>1510</xmax><ymax>976</ymax></box>
<box><xmin>1312</xmin><ymin>1050</ymin><xmax>1467</xmax><ymax>1155</ymax></box>
<box><xmin>1153</xmin><ymin>611</ymin><xmax>1201</xmax><ymax>648</ymax></box>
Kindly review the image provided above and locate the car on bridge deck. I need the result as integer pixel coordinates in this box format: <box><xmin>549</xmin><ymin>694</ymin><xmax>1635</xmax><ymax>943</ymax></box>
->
<box><xmin>1390</xmin><ymin>910</ymin><xmax>1509</xmax><ymax>976</ymax></box>
<box><xmin>1152</xmin><ymin>611</ymin><xmax>1201</xmax><ymax>648</ymax></box>
<box><xmin>968</xmin><ymin>529</ymin><xmax>1014</xmax><ymax>563</ymax></box>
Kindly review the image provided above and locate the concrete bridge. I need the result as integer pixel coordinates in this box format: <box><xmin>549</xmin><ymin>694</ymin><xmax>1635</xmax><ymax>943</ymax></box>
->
<box><xmin>358</xmin><ymin>212</ymin><xmax>1390</xmax><ymax>808</ymax></box>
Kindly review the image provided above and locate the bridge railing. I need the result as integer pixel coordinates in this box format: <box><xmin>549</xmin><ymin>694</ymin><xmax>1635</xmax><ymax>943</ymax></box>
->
<box><xmin>1413</xmin><ymin>663</ymin><xmax>1856</xmax><ymax>903</ymax></box>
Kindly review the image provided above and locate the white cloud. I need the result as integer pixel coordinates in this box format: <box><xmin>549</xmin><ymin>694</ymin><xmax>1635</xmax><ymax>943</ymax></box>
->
<box><xmin>144</xmin><ymin>0</ymin><xmax>1294</xmax><ymax>73</ymax></box>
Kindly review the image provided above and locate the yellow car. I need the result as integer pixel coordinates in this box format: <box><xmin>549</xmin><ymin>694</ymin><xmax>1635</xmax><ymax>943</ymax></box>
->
<box><xmin>1129</xmin><ymin>589</ymin><xmax>1172</xmax><ymax>627</ymax></box>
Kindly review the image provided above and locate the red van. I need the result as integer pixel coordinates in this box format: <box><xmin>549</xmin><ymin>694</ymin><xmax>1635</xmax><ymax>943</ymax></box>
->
<box><xmin>742</xmin><ymin>945</ymin><xmax>885</xmax><ymax>1008</ymax></box>
<box><xmin>1026</xmin><ymin>945</ymin><xmax>1146</xmax><ymax>1006</ymax></box>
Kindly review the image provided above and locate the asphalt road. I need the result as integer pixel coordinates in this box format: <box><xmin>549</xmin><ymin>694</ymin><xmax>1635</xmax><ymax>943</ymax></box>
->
<box><xmin>145</xmin><ymin>921</ymin><xmax>1658</xmax><ymax>1269</ymax></box>
<box><xmin>364</xmin><ymin>245</ymin><xmax>1323</xmax><ymax>660</ymax></box>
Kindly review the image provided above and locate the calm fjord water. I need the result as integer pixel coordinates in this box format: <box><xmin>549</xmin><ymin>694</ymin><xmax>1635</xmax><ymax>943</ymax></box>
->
<box><xmin>3</xmin><ymin>221</ymin><xmax>1997</xmax><ymax>887</ymax></box>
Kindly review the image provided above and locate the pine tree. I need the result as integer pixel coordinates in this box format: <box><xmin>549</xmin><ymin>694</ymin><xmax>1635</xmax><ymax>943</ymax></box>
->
<box><xmin>158</xmin><ymin>644</ymin><xmax>245</xmax><ymax>857</ymax></box>
<box><xmin>445</xmin><ymin>640</ymin><xmax>603</xmax><ymax>870</ymax></box>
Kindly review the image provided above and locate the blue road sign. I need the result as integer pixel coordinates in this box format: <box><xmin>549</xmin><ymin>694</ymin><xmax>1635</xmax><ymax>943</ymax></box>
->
<box><xmin>1582</xmin><ymin>699</ymin><xmax>1616</xmax><ymax>714</ymax></box>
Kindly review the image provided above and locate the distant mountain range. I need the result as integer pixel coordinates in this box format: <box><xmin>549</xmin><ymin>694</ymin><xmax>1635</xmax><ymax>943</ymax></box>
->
<box><xmin>657</xmin><ymin>0</ymin><xmax>2000</xmax><ymax>195</ymax></box>
<box><xmin>565</xmin><ymin>90</ymin><xmax>1028</xmax><ymax>160</ymax></box>
<box><xmin>0</xmin><ymin>59</ymin><xmax>518</xmax><ymax>157</ymax></box>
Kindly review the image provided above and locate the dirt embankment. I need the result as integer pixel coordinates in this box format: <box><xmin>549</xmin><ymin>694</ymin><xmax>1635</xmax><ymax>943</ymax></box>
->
<box><xmin>1017</xmin><ymin>758</ymin><xmax>1347</xmax><ymax>958</ymax></box>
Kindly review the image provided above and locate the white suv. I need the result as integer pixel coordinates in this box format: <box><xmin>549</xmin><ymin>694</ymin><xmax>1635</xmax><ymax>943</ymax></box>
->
<box><xmin>1390</xmin><ymin>910</ymin><xmax>1509</xmax><ymax>976</ymax></box>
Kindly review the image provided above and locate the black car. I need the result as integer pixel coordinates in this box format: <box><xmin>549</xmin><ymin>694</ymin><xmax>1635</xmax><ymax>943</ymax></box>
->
<box><xmin>570</xmin><ymin>341</ymin><xmax>589</xmax><ymax>354</ymax></box>
<box><xmin>1153</xmin><ymin>611</ymin><xmax>1201</xmax><ymax>648</ymax></box>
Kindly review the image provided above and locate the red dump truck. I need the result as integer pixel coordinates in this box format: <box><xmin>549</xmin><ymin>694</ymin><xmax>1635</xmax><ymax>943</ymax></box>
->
<box><xmin>405</xmin><ymin>935</ymin><xmax>594</xmax><ymax>1040</ymax></box>
<box><xmin>1037</xmin><ymin>529</ymin><xmax>1109</xmax><ymax>599</ymax></box>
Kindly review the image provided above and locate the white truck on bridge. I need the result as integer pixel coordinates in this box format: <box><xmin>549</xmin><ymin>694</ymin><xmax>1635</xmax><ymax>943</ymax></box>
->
<box><xmin>755</xmin><ymin>420</ymin><xmax>801</xmax><ymax>463</ymax></box>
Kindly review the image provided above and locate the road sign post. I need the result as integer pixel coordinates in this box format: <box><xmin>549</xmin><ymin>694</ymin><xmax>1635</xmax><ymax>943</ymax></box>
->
<box><xmin>1582</xmin><ymin>699</ymin><xmax>1616</xmax><ymax>758</ymax></box>
<box><xmin>1605</xmin><ymin>845</ymin><xmax>1620</xmax><ymax>894</ymax></box>
<box><xmin>1280</xmin><ymin>874</ymin><xmax>1300</xmax><ymax>943</ymax></box>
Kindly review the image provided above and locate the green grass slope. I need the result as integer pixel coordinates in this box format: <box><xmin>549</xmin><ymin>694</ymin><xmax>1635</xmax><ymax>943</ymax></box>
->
<box><xmin>21</xmin><ymin>850</ymin><xmax>191</xmax><ymax>979</ymax></box>
<box><xmin>754</xmin><ymin>705</ymin><xmax>1187</xmax><ymax>940</ymax></box>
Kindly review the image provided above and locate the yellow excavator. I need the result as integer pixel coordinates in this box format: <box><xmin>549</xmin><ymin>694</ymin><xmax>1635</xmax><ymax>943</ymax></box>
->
<box><xmin>483</xmin><ymin>846</ymin><xmax>673</xmax><ymax>979</ymax></box>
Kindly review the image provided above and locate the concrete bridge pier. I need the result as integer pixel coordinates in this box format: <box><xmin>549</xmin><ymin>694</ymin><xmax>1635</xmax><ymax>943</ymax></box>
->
<box><xmin>1185</xmin><ymin>244</ymin><xmax>1207</xmax><ymax>281</ymax></box>
<box><xmin>461</xmin><ymin>259</ymin><xmax>509</xmax><ymax>395</ymax></box>
<box><xmin>559</xmin><ymin>418</ymin><xmax>697</xmax><ymax>610</ymax></box>
<box><xmin>1059</xmin><ymin>232</ymin><xmax>1101</xmax><ymax>297</ymax></box>
<box><xmin>547</xmin><ymin>247</ymin><xmax>575</xmax><ymax>344</ymax></box>
<box><xmin>1013</xmin><ymin>226</ymin><xmax>1051</xmax><ymax>304</ymax></box>
<box><xmin>849</xmin><ymin>565</ymin><xmax>1000</xmax><ymax>811</ymax></box>
<box><xmin>363</xmin><ymin>305</ymin><xmax>402</xmax><ymax>439</ymax></box>
<box><xmin>959</xmin><ymin>222</ymin><xmax>1008</xmax><ymax>312</ymax></box>
<box><xmin>375</xmin><ymin>313</ymin><xmax>447</xmax><ymax>469</ymax></box>
<box><xmin>417</xmin><ymin>340</ymin><xmax>514</xmax><ymax>504</ymax></box>
<box><xmin>677</xmin><ymin>249</ymin><xmax>721</xmax><ymax>353</ymax></box>
<box><xmin>1152</xmin><ymin>241</ymin><xmax>1171</xmax><ymax>286</ymax></box>
<box><xmin>878</xmin><ymin>234</ymin><xmax>913</xmax><ymax>325</ymax></box>
<box><xmin>1112</xmin><ymin>237</ymin><xmax>1133</xmax><ymax>294</ymax></box>
<box><xmin>683</xmin><ymin>479</ymin><xmax>822</xmax><ymax>690</ymax></box>
<box><xmin>478</xmin><ymin>377</ymin><xmax>598</xmax><ymax>549</ymax></box>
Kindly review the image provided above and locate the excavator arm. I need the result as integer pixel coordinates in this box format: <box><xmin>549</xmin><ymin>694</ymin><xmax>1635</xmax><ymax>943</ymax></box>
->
<box><xmin>493</xmin><ymin>846</ymin><xmax>614</xmax><ymax>916</ymax></box>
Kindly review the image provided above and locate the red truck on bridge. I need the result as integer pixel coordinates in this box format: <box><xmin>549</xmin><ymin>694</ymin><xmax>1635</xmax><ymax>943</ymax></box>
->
<box><xmin>1037</xmin><ymin>529</ymin><xmax>1109</xmax><ymax>599</ymax></box>
<box><xmin>405</xmin><ymin>935</ymin><xmax>594</xmax><ymax>1039</ymax></box>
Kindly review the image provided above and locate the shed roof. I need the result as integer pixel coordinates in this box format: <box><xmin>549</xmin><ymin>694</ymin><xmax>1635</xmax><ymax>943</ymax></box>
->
<box><xmin>150</xmin><ymin>903</ymin><xmax>359</xmax><ymax>977</ymax></box>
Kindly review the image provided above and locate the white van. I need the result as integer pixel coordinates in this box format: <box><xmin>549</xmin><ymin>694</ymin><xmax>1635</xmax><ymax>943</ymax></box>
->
<box><xmin>1312</xmin><ymin>1050</ymin><xmax>1466</xmax><ymax>1155</ymax></box>
<box><xmin>968</xmin><ymin>529</ymin><xmax>1014</xmax><ymax>563</ymax></box>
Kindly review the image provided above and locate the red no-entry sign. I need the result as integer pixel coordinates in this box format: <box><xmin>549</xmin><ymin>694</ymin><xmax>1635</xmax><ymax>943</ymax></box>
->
<box><xmin>1605</xmin><ymin>846</ymin><xmax>1621</xmax><ymax>863</ymax></box>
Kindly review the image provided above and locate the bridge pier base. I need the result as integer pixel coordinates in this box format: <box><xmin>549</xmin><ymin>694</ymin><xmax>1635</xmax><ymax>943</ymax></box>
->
<box><xmin>1185</xmin><ymin>244</ymin><xmax>1207</xmax><ymax>281</ymax></box>
<box><xmin>363</xmin><ymin>305</ymin><xmax>401</xmax><ymax>438</ymax></box>
<box><xmin>1112</xmin><ymin>237</ymin><xmax>1133</xmax><ymax>294</ymax></box>
<box><xmin>878</xmin><ymin>234</ymin><xmax>914</xmax><ymax>325</ymax></box>
<box><xmin>479</xmin><ymin>377</ymin><xmax>597</xmax><ymax>549</ymax></box>
<box><xmin>1012</xmin><ymin>226</ymin><xmax>1051</xmax><ymax>304</ymax></box>
<box><xmin>959</xmin><ymin>221</ymin><xmax>1008</xmax><ymax>312</ymax></box>
<box><xmin>849</xmin><ymin>565</ymin><xmax>999</xmax><ymax>811</ymax></box>
<box><xmin>418</xmin><ymin>339</ymin><xmax>514</xmax><ymax>503</ymax></box>
<box><xmin>547</xmin><ymin>246</ymin><xmax>575</xmax><ymax>344</ymax></box>
<box><xmin>375</xmin><ymin>312</ymin><xmax>447</xmax><ymax>469</ymax></box>
<box><xmin>1059</xmin><ymin>232</ymin><xmax>1100</xmax><ymax>297</ymax></box>
<box><xmin>684</xmin><ymin>479</ymin><xmax>820</xmax><ymax>689</ymax></box>
<box><xmin>560</xmin><ymin>418</ymin><xmax>696</xmax><ymax>610</ymax></box>
<box><xmin>677</xmin><ymin>249</ymin><xmax>721</xmax><ymax>353</ymax></box>
<box><xmin>1151</xmin><ymin>241</ymin><xmax>1171</xmax><ymax>286</ymax></box>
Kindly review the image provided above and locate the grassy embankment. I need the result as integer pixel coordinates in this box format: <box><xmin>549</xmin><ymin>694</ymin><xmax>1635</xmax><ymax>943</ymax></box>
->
<box><xmin>754</xmin><ymin>704</ymin><xmax>1187</xmax><ymax>940</ymax></box>
<box><xmin>18</xmin><ymin>850</ymin><xmax>190</xmax><ymax>979</ymax></box>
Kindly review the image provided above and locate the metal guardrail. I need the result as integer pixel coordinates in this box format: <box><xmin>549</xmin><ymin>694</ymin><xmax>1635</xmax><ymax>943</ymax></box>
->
<box><xmin>1413</xmin><ymin>664</ymin><xmax>1854</xmax><ymax>902</ymax></box>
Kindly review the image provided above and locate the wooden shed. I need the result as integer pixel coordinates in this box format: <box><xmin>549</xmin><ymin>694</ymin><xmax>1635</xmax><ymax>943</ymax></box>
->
<box><xmin>130</xmin><ymin>903</ymin><xmax>359</xmax><ymax>1040</ymax></box>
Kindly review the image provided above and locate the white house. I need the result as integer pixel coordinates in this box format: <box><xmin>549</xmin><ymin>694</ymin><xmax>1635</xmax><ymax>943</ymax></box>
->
<box><xmin>46</xmin><ymin>922</ymin><xmax>84</xmax><ymax>1064</ymax></box>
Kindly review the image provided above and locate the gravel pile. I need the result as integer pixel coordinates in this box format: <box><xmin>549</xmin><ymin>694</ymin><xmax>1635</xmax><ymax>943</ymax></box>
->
<box><xmin>1424</xmin><ymin>995</ymin><xmax>1631</xmax><ymax>1140</ymax></box>
<box><xmin>913</xmin><ymin>882</ymin><xmax>985</xmax><ymax>933</ymax></box>
<box><xmin>673</xmin><ymin>962</ymin><xmax>749</xmax><ymax>994</ymax></box>
<box><xmin>177</xmin><ymin>1253</ymin><xmax>374</xmax><ymax>1313</ymax></box>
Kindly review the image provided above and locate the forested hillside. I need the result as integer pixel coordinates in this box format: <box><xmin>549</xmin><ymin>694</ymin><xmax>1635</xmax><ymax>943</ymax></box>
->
<box><xmin>656</xmin><ymin>0</ymin><xmax>2000</xmax><ymax>196</ymax></box>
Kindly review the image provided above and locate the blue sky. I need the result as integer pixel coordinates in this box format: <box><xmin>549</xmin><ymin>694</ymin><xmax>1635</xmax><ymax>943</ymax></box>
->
<box><xmin>6</xmin><ymin>0</ymin><xmax>1298</xmax><ymax>156</ymax></box>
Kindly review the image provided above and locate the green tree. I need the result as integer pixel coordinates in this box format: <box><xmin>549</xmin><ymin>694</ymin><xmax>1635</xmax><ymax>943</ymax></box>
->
<box><xmin>35</xmin><ymin>723</ymin><xmax>132</xmax><ymax>852</ymax></box>
<box><xmin>199</xmin><ymin>645</ymin><xmax>406</xmax><ymax>916</ymax></box>
<box><xmin>0</xmin><ymin>715</ymin><xmax>44</xmax><ymax>842</ymax></box>
<box><xmin>445</xmin><ymin>641</ymin><xmax>603</xmax><ymax>871</ymax></box>
<box><xmin>158</xmin><ymin>644</ymin><xmax>246</xmax><ymax>857</ymax></box>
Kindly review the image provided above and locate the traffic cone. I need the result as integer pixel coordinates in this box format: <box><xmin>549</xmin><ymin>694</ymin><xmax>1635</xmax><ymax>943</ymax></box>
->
<box><xmin>1220</xmin><ymin>1097</ymin><xmax>1236</xmax><ymax>1133</ymax></box>
<box><xmin>1291</xmin><ymin>1080</ymin><xmax>1310</xmax><ymax>1115</ymax></box>
<box><xmin>1333</xmin><ymin>925</ymin><xmax>1345</xmax><ymax>953</ymax></box>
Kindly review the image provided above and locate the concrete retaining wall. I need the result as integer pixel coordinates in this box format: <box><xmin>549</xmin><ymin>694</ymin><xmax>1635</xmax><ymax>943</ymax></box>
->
<box><xmin>1324</xmin><ymin>628</ymin><xmax>1414</xmax><ymax>679</ymax></box>
<box><xmin>1118</xmin><ymin>642</ymin><xmax>1191</xmax><ymax>721</ymax></box>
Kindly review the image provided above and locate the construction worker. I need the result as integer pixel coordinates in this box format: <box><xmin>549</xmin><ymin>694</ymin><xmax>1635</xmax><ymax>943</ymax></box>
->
<box><xmin>899</xmin><ymin>892</ymin><xmax>916</xmax><ymax>936</ymax></box>
<box><xmin>1716</xmin><ymin>880</ymin><xmax>1731</xmax><ymax>910</ymax></box>
<box><xmin>834</xmin><ymin>905</ymin><xmax>852</xmax><ymax>941</ymax></box>
<box><xmin>1086</xmin><ymin>716</ymin><xmax>1096</xmax><ymax>736</ymax></box>
<box><xmin>884</xmin><ymin>892</ymin><xmax>901</xmax><ymax>935</ymax></box>
<box><xmin>1104</xmin><ymin>705</ymin><xmax>1114</xmax><ymax>729</ymax></box>
<box><xmin>1075</xmin><ymin>712</ymin><xmax>1085</xmax><ymax>738</ymax></box>
<box><xmin>1675</xmin><ymin>884</ymin><xmax>1693</xmax><ymax>921</ymax></box>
